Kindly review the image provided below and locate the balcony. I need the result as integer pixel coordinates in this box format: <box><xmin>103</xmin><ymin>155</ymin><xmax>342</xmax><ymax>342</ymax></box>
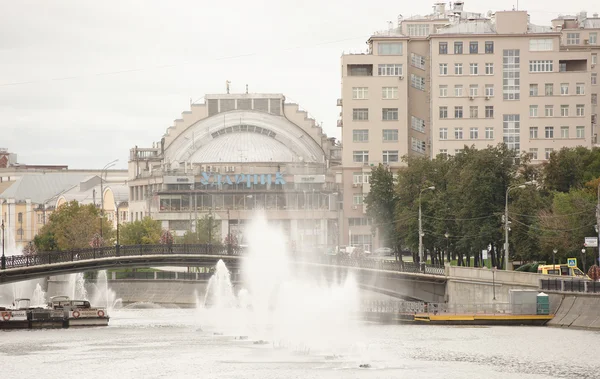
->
<box><xmin>337</xmin><ymin>119</ymin><xmax>343</xmax><ymax>128</ymax></box>
<box><xmin>336</xmin><ymin>98</ymin><xmax>343</xmax><ymax>106</ymax></box>
<box><xmin>559</xmin><ymin>59</ymin><xmax>587</xmax><ymax>73</ymax></box>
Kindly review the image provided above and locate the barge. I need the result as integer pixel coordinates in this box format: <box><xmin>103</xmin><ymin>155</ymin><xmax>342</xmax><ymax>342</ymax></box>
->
<box><xmin>0</xmin><ymin>296</ymin><xmax>109</xmax><ymax>330</ymax></box>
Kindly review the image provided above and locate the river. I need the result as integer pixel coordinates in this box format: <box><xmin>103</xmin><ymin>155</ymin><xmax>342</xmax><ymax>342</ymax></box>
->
<box><xmin>0</xmin><ymin>308</ymin><xmax>597</xmax><ymax>379</ymax></box>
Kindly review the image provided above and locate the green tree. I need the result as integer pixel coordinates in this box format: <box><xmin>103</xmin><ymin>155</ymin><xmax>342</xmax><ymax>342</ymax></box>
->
<box><xmin>543</xmin><ymin>147</ymin><xmax>591</xmax><ymax>192</ymax></box>
<box><xmin>119</xmin><ymin>217</ymin><xmax>162</xmax><ymax>245</ymax></box>
<box><xmin>181</xmin><ymin>214</ymin><xmax>220</xmax><ymax>244</ymax></box>
<box><xmin>34</xmin><ymin>201</ymin><xmax>113</xmax><ymax>251</ymax></box>
<box><xmin>364</xmin><ymin>164</ymin><xmax>400</xmax><ymax>258</ymax></box>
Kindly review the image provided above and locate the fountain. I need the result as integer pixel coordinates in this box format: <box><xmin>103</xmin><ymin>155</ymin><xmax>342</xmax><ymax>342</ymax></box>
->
<box><xmin>198</xmin><ymin>211</ymin><xmax>361</xmax><ymax>355</ymax></box>
<box><xmin>31</xmin><ymin>283</ymin><xmax>47</xmax><ymax>307</ymax></box>
<box><xmin>89</xmin><ymin>270</ymin><xmax>122</xmax><ymax>313</ymax></box>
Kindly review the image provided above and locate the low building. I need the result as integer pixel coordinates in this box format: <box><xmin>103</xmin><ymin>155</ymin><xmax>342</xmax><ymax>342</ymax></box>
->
<box><xmin>127</xmin><ymin>92</ymin><xmax>342</xmax><ymax>251</ymax></box>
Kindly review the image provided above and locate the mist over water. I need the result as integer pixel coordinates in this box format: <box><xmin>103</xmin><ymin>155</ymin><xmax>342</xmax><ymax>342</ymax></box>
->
<box><xmin>197</xmin><ymin>212</ymin><xmax>361</xmax><ymax>355</ymax></box>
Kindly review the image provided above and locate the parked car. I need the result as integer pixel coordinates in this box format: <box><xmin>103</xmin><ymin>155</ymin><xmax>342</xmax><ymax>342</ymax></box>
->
<box><xmin>374</xmin><ymin>247</ymin><xmax>393</xmax><ymax>256</ymax></box>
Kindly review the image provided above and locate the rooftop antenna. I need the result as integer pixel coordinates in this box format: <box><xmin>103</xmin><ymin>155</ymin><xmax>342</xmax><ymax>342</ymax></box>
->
<box><xmin>226</xmin><ymin>80</ymin><xmax>231</xmax><ymax>94</ymax></box>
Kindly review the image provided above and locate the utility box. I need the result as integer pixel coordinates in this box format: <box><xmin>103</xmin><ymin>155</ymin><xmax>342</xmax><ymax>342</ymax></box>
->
<box><xmin>536</xmin><ymin>292</ymin><xmax>550</xmax><ymax>315</ymax></box>
<box><xmin>509</xmin><ymin>289</ymin><xmax>538</xmax><ymax>315</ymax></box>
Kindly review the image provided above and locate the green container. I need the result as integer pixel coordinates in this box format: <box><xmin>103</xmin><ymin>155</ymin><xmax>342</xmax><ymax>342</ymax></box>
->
<box><xmin>536</xmin><ymin>292</ymin><xmax>550</xmax><ymax>315</ymax></box>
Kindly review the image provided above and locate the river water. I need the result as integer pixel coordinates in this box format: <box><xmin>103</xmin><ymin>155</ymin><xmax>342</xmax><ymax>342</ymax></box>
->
<box><xmin>1</xmin><ymin>308</ymin><xmax>597</xmax><ymax>379</ymax></box>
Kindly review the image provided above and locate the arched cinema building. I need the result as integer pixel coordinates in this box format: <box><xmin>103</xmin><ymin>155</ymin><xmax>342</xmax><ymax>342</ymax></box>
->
<box><xmin>127</xmin><ymin>93</ymin><xmax>342</xmax><ymax>251</ymax></box>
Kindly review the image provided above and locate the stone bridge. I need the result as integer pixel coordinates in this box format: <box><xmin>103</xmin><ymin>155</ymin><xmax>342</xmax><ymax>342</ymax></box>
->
<box><xmin>0</xmin><ymin>244</ymin><xmax>548</xmax><ymax>304</ymax></box>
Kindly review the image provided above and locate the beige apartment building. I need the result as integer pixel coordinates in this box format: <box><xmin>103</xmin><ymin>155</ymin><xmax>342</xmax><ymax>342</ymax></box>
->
<box><xmin>339</xmin><ymin>2</ymin><xmax>600</xmax><ymax>250</ymax></box>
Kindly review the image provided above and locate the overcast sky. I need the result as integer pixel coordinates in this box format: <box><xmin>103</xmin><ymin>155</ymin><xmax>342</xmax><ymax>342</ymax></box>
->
<box><xmin>1</xmin><ymin>0</ymin><xmax>596</xmax><ymax>169</ymax></box>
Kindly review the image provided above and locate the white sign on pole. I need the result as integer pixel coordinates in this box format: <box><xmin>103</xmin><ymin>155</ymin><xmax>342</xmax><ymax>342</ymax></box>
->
<box><xmin>584</xmin><ymin>237</ymin><xmax>598</xmax><ymax>247</ymax></box>
<box><xmin>482</xmin><ymin>250</ymin><xmax>488</xmax><ymax>260</ymax></box>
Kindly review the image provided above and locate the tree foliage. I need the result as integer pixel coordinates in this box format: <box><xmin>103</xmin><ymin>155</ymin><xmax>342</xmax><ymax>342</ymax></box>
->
<box><xmin>119</xmin><ymin>217</ymin><xmax>162</xmax><ymax>245</ymax></box>
<box><xmin>364</xmin><ymin>164</ymin><xmax>399</xmax><ymax>256</ymax></box>
<box><xmin>34</xmin><ymin>200</ymin><xmax>113</xmax><ymax>251</ymax></box>
<box><xmin>180</xmin><ymin>214</ymin><xmax>220</xmax><ymax>244</ymax></box>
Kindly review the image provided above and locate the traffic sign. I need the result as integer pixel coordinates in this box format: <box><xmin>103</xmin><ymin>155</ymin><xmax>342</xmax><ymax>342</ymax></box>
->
<box><xmin>567</xmin><ymin>258</ymin><xmax>577</xmax><ymax>268</ymax></box>
<box><xmin>584</xmin><ymin>237</ymin><xmax>598</xmax><ymax>247</ymax></box>
<box><xmin>481</xmin><ymin>250</ymin><xmax>488</xmax><ymax>260</ymax></box>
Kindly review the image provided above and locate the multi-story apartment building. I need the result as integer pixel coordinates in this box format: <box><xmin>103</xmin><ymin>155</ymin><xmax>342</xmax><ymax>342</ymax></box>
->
<box><xmin>339</xmin><ymin>1</ymin><xmax>599</xmax><ymax>250</ymax></box>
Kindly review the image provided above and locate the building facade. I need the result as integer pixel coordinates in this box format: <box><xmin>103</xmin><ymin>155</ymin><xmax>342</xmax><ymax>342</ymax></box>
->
<box><xmin>339</xmin><ymin>1</ymin><xmax>600</xmax><ymax>249</ymax></box>
<box><xmin>127</xmin><ymin>93</ymin><xmax>342</xmax><ymax>252</ymax></box>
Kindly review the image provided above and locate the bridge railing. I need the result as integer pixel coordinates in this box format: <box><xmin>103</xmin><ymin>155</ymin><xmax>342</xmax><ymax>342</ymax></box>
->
<box><xmin>2</xmin><ymin>245</ymin><xmax>446</xmax><ymax>276</ymax></box>
<box><xmin>540</xmin><ymin>278</ymin><xmax>600</xmax><ymax>294</ymax></box>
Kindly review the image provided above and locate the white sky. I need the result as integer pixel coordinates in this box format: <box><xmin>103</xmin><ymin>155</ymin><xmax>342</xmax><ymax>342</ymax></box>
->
<box><xmin>1</xmin><ymin>0</ymin><xmax>597</xmax><ymax>169</ymax></box>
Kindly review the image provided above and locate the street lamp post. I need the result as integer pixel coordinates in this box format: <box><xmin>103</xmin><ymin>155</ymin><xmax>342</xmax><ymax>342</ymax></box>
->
<box><xmin>1</xmin><ymin>220</ymin><xmax>5</xmax><ymax>270</ymax></box>
<box><xmin>419</xmin><ymin>186</ymin><xmax>435</xmax><ymax>266</ymax></box>
<box><xmin>504</xmin><ymin>181</ymin><xmax>536</xmax><ymax>271</ymax></box>
<box><xmin>581</xmin><ymin>248</ymin><xmax>587</xmax><ymax>275</ymax></box>
<box><xmin>100</xmin><ymin>159</ymin><xmax>118</xmax><ymax>238</ymax></box>
<box><xmin>444</xmin><ymin>232</ymin><xmax>449</xmax><ymax>264</ymax></box>
<box><xmin>552</xmin><ymin>248</ymin><xmax>557</xmax><ymax>267</ymax></box>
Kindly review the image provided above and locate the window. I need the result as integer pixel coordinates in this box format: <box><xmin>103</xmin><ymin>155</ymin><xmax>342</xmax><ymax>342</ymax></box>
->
<box><xmin>560</xmin><ymin>105</ymin><xmax>569</xmax><ymax>117</ymax></box>
<box><xmin>439</xmin><ymin>149</ymin><xmax>448</xmax><ymax>159</ymax></box>
<box><xmin>530</xmin><ymin>84</ymin><xmax>538</xmax><ymax>96</ymax></box>
<box><xmin>350</xmin><ymin>234</ymin><xmax>372</xmax><ymax>250</ymax></box>
<box><xmin>439</xmin><ymin>63</ymin><xmax>448</xmax><ymax>75</ymax></box>
<box><xmin>545</xmin><ymin>126</ymin><xmax>554</xmax><ymax>138</ymax></box>
<box><xmin>411</xmin><ymin>116</ymin><xmax>425</xmax><ymax>132</ymax></box>
<box><xmin>377</xmin><ymin>64</ymin><xmax>403</xmax><ymax>76</ymax></box>
<box><xmin>353</xmin><ymin>129</ymin><xmax>368</xmax><ymax>142</ymax></box>
<box><xmin>439</xmin><ymin>42</ymin><xmax>448</xmax><ymax>54</ymax></box>
<box><xmin>485</xmin><ymin>41</ymin><xmax>494</xmax><ymax>54</ymax></box>
<box><xmin>353</xmin><ymin>150</ymin><xmax>369</xmax><ymax>163</ymax></box>
<box><xmin>529</xmin><ymin>38</ymin><xmax>554</xmax><ymax>51</ymax></box>
<box><xmin>439</xmin><ymin>85</ymin><xmax>448</xmax><ymax>97</ymax></box>
<box><xmin>485</xmin><ymin>63</ymin><xmax>494</xmax><ymax>75</ymax></box>
<box><xmin>410</xmin><ymin>74</ymin><xmax>425</xmax><ymax>90</ymax></box>
<box><xmin>485</xmin><ymin>127</ymin><xmax>494</xmax><ymax>139</ymax></box>
<box><xmin>353</xmin><ymin>172</ymin><xmax>364</xmax><ymax>184</ymax></box>
<box><xmin>352</xmin><ymin>87</ymin><xmax>368</xmax><ymax>99</ymax></box>
<box><xmin>560</xmin><ymin>83</ymin><xmax>569</xmax><ymax>95</ymax></box>
<box><xmin>454</xmin><ymin>127</ymin><xmax>463</xmax><ymax>139</ymax></box>
<box><xmin>470</xmin><ymin>127</ymin><xmax>479</xmax><ymax>139</ymax></box>
<box><xmin>545</xmin><ymin>105</ymin><xmax>554</xmax><ymax>117</ymax></box>
<box><xmin>560</xmin><ymin>126</ymin><xmax>569</xmax><ymax>138</ymax></box>
<box><xmin>576</xmin><ymin>104</ymin><xmax>585</xmax><ymax>116</ymax></box>
<box><xmin>591</xmin><ymin>33</ymin><xmax>598</xmax><ymax>45</ymax></box>
<box><xmin>382</xmin><ymin>87</ymin><xmax>398</xmax><ymax>99</ymax></box>
<box><xmin>576</xmin><ymin>126</ymin><xmax>585</xmax><ymax>138</ymax></box>
<box><xmin>593</xmin><ymin>94</ymin><xmax>598</xmax><ymax>105</ymax></box>
<box><xmin>529</xmin><ymin>148</ymin><xmax>538</xmax><ymax>160</ymax></box>
<box><xmin>378</xmin><ymin>42</ymin><xmax>403</xmax><ymax>55</ymax></box>
<box><xmin>382</xmin><ymin>150</ymin><xmax>399</xmax><ymax>163</ymax></box>
<box><xmin>439</xmin><ymin>106</ymin><xmax>448</xmax><ymax>118</ymax></box>
<box><xmin>503</xmin><ymin>49</ymin><xmax>520</xmax><ymax>100</ymax></box>
<box><xmin>503</xmin><ymin>114</ymin><xmax>520</xmax><ymax>150</ymax></box>
<box><xmin>454</xmin><ymin>41</ymin><xmax>463</xmax><ymax>54</ymax></box>
<box><xmin>454</xmin><ymin>106</ymin><xmax>463</xmax><ymax>118</ymax></box>
<box><xmin>454</xmin><ymin>85</ymin><xmax>463</xmax><ymax>97</ymax></box>
<box><xmin>411</xmin><ymin>138</ymin><xmax>426</xmax><ymax>154</ymax></box>
<box><xmin>566</xmin><ymin>33</ymin><xmax>580</xmax><ymax>45</ymax></box>
<box><xmin>37</xmin><ymin>214</ymin><xmax>44</xmax><ymax>224</ymax></box>
<box><xmin>469</xmin><ymin>63</ymin><xmax>478</xmax><ymax>75</ymax></box>
<box><xmin>545</xmin><ymin>83</ymin><xmax>554</xmax><ymax>96</ymax></box>
<box><xmin>382</xmin><ymin>108</ymin><xmax>399</xmax><ymax>121</ymax></box>
<box><xmin>545</xmin><ymin>148</ymin><xmax>554</xmax><ymax>160</ymax></box>
<box><xmin>593</xmin><ymin>54</ymin><xmax>598</xmax><ymax>65</ymax></box>
<box><xmin>352</xmin><ymin>108</ymin><xmax>369</xmax><ymax>121</ymax></box>
<box><xmin>411</xmin><ymin>53</ymin><xmax>426</xmax><ymax>69</ymax></box>
<box><xmin>454</xmin><ymin>63</ymin><xmax>463</xmax><ymax>75</ymax></box>
<box><xmin>382</xmin><ymin>129</ymin><xmax>398</xmax><ymax>142</ymax></box>
<box><xmin>455</xmin><ymin>148</ymin><xmax>464</xmax><ymax>155</ymax></box>
<box><xmin>470</xmin><ymin>106</ymin><xmax>478</xmax><ymax>118</ymax></box>
<box><xmin>593</xmin><ymin>73</ymin><xmax>598</xmax><ymax>85</ymax></box>
<box><xmin>529</xmin><ymin>60</ymin><xmax>553</xmax><ymax>72</ymax></box>
<box><xmin>439</xmin><ymin>128</ymin><xmax>448</xmax><ymax>140</ymax></box>
<box><xmin>529</xmin><ymin>105</ymin><xmax>538</xmax><ymax>117</ymax></box>
<box><xmin>576</xmin><ymin>83</ymin><xmax>585</xmax><ymax>95</ymax></box>
<box><xmin>407</xmin><ymin>24</ymin><xmax>430</xmax><ymax>36</ymax></box>
<box><xmin>485</xmin><ymin>85</ymin><xmax>494</xmax><ymax>97</ymax></box>
<box><xmin>348</xmin><ymin>217</ymin><xmax>372</xmax><ymax>226</ymax></box>
<box><xmin>485</xmin><ymin>106</ymin><xmax>494</xmax><ymax>118</ymax></box>
<box><xmin>469</xmin><ymin>41</ymin><xmax>478</xmax><ymax>54</ymax></box>
<box><xmin>353</xmin><ymin>195</ymin><xmax>364</xmax><ymax>205</ymax></box>
<box><xmin>530</xmin><ymin>127</ymin><xmax>538</xmax><ymax>139</ymax></box>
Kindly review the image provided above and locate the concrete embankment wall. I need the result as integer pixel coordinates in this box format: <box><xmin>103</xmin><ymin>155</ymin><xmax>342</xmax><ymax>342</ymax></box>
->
<box><xmin>547</xmin><ymin>292</ymin><xmax>600</xmax><ymax>329</ymax></box>
<box><xmin>446</xmin><ymin>266</ymin><xmax>544</xmax><ymax>305</ymax></box>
